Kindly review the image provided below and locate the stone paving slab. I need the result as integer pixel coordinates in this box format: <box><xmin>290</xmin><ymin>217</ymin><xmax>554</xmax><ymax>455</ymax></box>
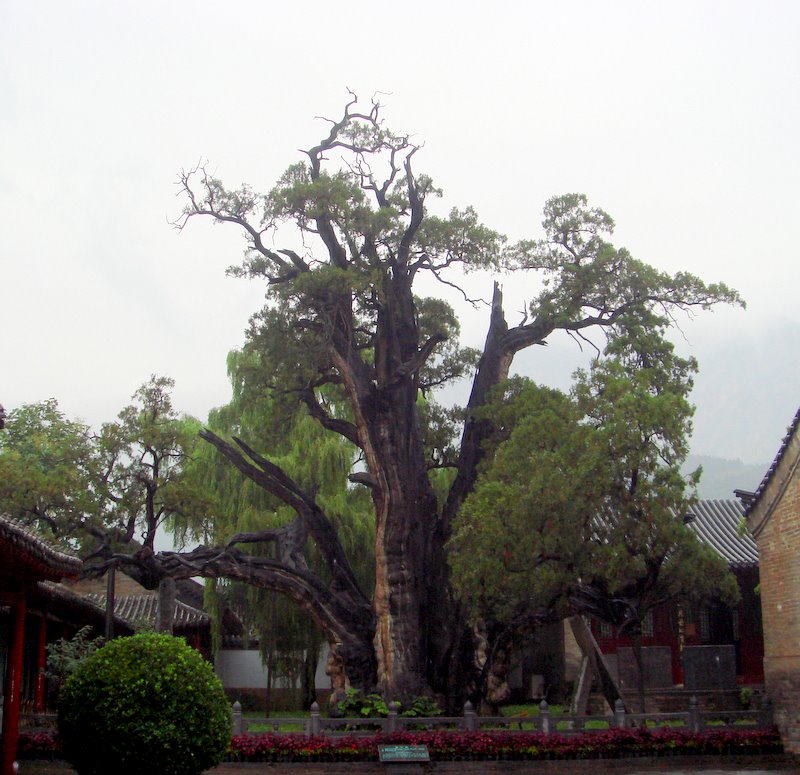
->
<box><xmin>16</xmin><ymin>756</ymin><xmax>800</xmax><ymax>774</ymax></box>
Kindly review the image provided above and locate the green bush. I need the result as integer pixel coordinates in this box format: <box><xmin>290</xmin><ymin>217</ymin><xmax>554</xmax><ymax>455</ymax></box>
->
<box><xmin>58</xmin><ymin>633</ymin><xmax>230</xmax><ymax>775</ymax></box>
<box><xmin>336</xmin><ymin>688</ymin><xmax>389</xmax><ymax>717</ymax></box>
<box><xmin>46</xmin><ymin>625</ymin><xmax>105</xmax><ymax>683</ymax></box>
<box><xmin>336</xmin><ymin>688</ymin><xmax>441</xmax><ymax>718</ymax></box>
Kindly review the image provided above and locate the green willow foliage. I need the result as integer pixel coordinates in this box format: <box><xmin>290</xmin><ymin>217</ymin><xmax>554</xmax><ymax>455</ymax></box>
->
<box><xmin>172</xmin><ymin>349</ymin><xmax>374</xmax><ymax>688</ymax></box>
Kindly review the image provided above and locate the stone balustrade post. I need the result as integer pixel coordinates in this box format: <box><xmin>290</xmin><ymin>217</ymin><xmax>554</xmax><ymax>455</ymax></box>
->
<box><xmin>688</xmin><ymin>695</ymin><xmax>701</xmax><ymax>733</ymax></box>
<box><xmin>309</xmin><ymin>701</ymin><xmax>321</xmax><ymax>737</ymax></box>
<box><xmin>760</xmin><ymin>694</ymin><xmax>772</xmax><ymax>728</ymax></box>
<box><xmin>231</xmin><ymin>701</ymin><xmax>243</xmax><ymax>736</ymax></box>
<box><xmin>614</xmin><ymin>698</ymin><xmax>626</xmax><ymax>729</ymax></box>
<box><xmin>387</xmin><ymin>701</ymin><xmax>400</xmax><ymax>733</ymax></box>
<box><xmin>462</xmin><ymin>700</ymin><xmax>477</xmax><ymax>732</ymax></box>
<box><xmin>540</xmin><ymin>699</ymin><xmax>550</xmax><ymax>735</ymax></box>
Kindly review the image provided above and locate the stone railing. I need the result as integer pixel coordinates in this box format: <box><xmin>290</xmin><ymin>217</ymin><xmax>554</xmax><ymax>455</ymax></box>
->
<box><xmin>231</xmin><ymin>695</ymin><xmax>774</xmax><ymax>738</ymax></box>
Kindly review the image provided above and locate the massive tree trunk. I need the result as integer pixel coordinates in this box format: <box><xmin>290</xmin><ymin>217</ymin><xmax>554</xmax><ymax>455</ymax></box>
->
<box><xmin>347</xmin><ymin>269</ymin><xmax>444</xmax><ymax>697</ymax></box>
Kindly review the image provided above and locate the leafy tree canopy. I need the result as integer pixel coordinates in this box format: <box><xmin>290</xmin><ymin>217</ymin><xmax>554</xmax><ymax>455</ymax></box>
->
<box><xmin>0</xmin><ymin>377</ymin><xmax>209</xmax><ymax>572</ymax></box>
<box><xmin>450</xmin><ymin>327</ymin><xmax>739</xmax><ymax>634</ymax></box>
<box><xmin>1</xmin><ymin>96</ymin><xmax>743</xmax><ymax>706</ymax></box>
<box><xmin>0</xmin><ymin>399</ymin><xmax>102</xmax><ymax>549</ymax></box>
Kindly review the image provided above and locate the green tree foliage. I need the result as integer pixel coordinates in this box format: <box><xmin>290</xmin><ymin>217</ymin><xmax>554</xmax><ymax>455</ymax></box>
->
<box><xmin>0</xmin><ymin>399</ymin><xmax>104</xmax><ymax>549</ymax></box>
<box><xmin>0</xmin><ymin>378</ymin><xmax>209</xmax><ymax>590</ymax></box>
<box><xmin>450</xmin><ymin>328</ymin><xmax>739</xmax><ymax>705</ymax></box>
<box><xmin>450</xmin><ymin>383</ymin><xmax>595</xmax><ymax>624</ymax></box>
<box><xmin>96</xmin><ymin>375</ymin><xmax>212</xmax><ymax>554</ymax></box>
<box><xmin>58</xmin><ymin>633</ymin><xmax>230</xmax><ymax>775</ymax></box>
<box><xmin>46</xmin><ymin>625</ymin><xmax>105</xmax><ymax>684</ymax></box>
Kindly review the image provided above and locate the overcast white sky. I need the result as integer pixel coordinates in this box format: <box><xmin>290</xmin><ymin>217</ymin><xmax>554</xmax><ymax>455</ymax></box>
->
<box><xmin>2</xmin><ymin>1</ymin><xmax>798</xmax><ymax>470</ymax></box>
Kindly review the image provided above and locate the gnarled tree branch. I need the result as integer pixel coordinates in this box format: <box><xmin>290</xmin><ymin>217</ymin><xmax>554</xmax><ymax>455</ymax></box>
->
<box><xmin>199</xmin><ymin>429</ymin><xmax>368</xmax><ymax>607</ymax></box>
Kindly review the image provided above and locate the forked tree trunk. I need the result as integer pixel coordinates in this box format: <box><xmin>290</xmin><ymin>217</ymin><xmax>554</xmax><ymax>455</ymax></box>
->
<box><xmin>343</xmin><ymin>272</ymin><xmax>452</xmax><ymax>699</ymax></box>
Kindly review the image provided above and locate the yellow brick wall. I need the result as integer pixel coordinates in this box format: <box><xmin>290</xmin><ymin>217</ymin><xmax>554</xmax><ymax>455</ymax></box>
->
<box><xmin>757</xmin><ymin>460</ymin><xmax>800</xmax><ymax>752</ymax></box>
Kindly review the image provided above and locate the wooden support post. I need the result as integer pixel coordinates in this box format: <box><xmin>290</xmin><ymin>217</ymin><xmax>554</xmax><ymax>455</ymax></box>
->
<box><xmin>156</xmin><ymin>576</ymin><xmax>176</xmax><ymax>634</ymax></box>
<box><xmin>34</xmin><ymin>613</ymin><xmax>47</xmax><ymax>712</ymax></box>
<box><xmin>569</xmin><ymin>616</ymin><xmax>626</xmax><ymax>712</ymax></box>
<box><xmin>571</xmin><ymin>655</ymin><xmax>593</xmax><ymax>716</ymax></box>
<box><xmin>1</xmin><ymin>591</ymin><xmax>27</xmax><ymax>775</ymax></box>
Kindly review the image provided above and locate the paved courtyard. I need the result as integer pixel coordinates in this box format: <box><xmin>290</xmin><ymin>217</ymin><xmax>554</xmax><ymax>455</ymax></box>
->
<box><xmin>16</xmin><ymin>755</ymin><xmax>800</xmax><ymax>774</ymax></box>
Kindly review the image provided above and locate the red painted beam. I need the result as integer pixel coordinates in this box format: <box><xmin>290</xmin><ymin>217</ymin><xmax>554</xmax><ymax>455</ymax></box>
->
<box><xmin>35</xmin><ymin>613</ymin><xmax>47</xmax><ymax>712</ymax></box>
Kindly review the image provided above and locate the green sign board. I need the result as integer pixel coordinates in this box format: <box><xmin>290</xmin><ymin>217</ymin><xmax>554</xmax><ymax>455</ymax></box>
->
<box><xmin>378</xmin><ymin>744</ymin><xmax>430</xmax><ymax>762</ymax></box>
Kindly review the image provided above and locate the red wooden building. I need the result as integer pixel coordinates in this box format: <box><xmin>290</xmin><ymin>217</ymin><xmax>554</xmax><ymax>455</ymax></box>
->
<box><xmin>590</xmin><ymin>499</ymin><xmax>763</xmax><ymax>690</ymax></box>
<box><xmin>0</xmin><ymin>514</ymin><xmax>82</xmax><ymax>775</ymax></box>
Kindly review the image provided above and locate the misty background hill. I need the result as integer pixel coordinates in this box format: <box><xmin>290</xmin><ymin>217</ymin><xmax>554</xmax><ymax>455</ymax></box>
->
<box><xmin>684</xmin><ymin>455</ymin><xmax>768</xmax><ymax>501</ymax></box>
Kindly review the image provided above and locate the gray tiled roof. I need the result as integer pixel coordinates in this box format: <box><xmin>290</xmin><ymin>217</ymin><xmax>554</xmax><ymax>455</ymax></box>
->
<box><xmin>38</xmin><ymin>581</ymin><xmax>134</xmax><ymax>634</ymax></box>
<box><xmin>0</xmin><ymin>513</ymin><xmax>82</xmax><ymax>578</ymax></box>
<box><xmin>686</xmin><ymin>499</ymin><xmax>758</xmax><ymax>569</ymax></box>
<box><xmin>86</xmin><ymin>593</ymin><xmax>210</xmax><ymax>629</ymax></box>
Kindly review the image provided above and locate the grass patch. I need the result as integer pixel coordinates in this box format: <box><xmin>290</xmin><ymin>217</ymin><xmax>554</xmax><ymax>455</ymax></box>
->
<box><xmin>501</xmin><ymin>702</ymin><xmax>567</xmax><ymax>717</ymax></box>
<box><xmin>242</xmin><ymin>709</ymin><xmax>309</xmax><ymax>733</ymax></box>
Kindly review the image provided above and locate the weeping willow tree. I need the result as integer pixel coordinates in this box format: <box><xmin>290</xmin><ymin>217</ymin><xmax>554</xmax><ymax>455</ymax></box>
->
<box><xmin>172</xmin><ymin>350</ymin><xmax>374</xmax><ymax>708</ymax></box>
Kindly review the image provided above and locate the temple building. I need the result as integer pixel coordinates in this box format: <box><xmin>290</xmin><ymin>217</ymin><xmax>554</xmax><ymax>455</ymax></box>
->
<box><xmin>0</xmin><ymin>514</ymin><xmax>82</xmax><ymax>775</ymax></box>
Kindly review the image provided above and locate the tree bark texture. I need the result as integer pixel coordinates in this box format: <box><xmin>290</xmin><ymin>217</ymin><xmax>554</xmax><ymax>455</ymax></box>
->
<box><xmin>156</xmin><ymin>575</ymin><xmax>177</xmax><ymax>634</ymax></box>
<box><xmin>343</xmin><ymin>268</ymin><xmax>443</xmax><ymax>696</ymax></box>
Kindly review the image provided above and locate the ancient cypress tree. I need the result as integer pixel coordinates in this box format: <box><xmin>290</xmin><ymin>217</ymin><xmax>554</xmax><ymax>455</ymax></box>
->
<box><xmin>119</xmin><ymin>95</ymin><xmax>740</xmax><ymax>703</ymax></box>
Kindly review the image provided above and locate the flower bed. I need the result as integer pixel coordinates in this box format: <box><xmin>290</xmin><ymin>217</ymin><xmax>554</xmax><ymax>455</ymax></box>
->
<box><xmin>18</xmin><ymin>726</ymin><xmax>782</xmax><ymax>764</ymax></box>
<box><xmin>227</xmin><ymin>727</ymin><xmax>783</xmax><ymax>762</ymax></box>
<box><xmin>16</xmin><ymin>732</ymin><xmax>62</xmax><ymax>760</ymax></box>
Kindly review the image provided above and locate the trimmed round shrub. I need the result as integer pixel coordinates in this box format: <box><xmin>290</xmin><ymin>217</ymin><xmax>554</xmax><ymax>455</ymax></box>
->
<box><xmin>58</xmin><ymin>633</ymin><xmax>230</xmax><ymax>775</ymax></box>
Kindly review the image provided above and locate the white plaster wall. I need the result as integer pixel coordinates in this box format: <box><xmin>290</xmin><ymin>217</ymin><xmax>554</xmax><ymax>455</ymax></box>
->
<box><xmin>216</xmin><ymin>649</ymin><xmax>272</xmax><ymax>689</ymax></box>
<box><xmin>215</xmin><ymin>644</ymin><xmax>331</xmax><ymax>690</ymax></box>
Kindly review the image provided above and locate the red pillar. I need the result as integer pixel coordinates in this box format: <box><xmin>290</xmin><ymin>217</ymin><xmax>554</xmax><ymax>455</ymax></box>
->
<box><xmin>1</xmin><ymin>591</ymin><xmax>27</xmax><ymax>775</ymax></box>
<box><xmin>35</xmin><ymin>613</ymin><xmax>47</xmax><ymax>712</ymax></box>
